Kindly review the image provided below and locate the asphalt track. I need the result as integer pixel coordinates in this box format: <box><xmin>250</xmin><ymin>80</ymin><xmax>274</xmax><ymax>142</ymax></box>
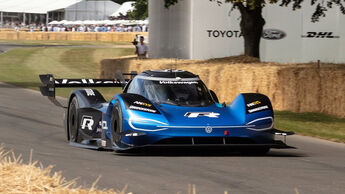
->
<box><xmin>0</xmin><ymin>83</ymin><xmax>345</xmax><ymax>194</ymax></box>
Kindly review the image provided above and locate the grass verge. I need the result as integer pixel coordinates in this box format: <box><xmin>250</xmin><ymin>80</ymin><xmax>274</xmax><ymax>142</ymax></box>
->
<box><xmin>275</xmin><ymin>111</ymin><xmax>345</xmax><ymax>143</ymax></box>
<box><xmin>0</xmin><ymin>147</ymin><xmax>126</xmax><ymax>193</ymax></box>
<box><xmin>0</xmin><ymin>46</ymin><xmax>134</xmax><ymax>100</ymax></box>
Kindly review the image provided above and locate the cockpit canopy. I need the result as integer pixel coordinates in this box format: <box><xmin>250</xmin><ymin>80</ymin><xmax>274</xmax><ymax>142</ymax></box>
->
<box><xmin>126</xmin><ymin>70</ymin><xmax>214</xmax><ymax>107</ymax></box>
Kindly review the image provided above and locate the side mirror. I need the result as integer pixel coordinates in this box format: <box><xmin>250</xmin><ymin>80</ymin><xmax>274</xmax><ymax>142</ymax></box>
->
<box><xmin>209</xmin><ymin>90</ymin><xmax>219</xmax><ymax>103</ymax></box>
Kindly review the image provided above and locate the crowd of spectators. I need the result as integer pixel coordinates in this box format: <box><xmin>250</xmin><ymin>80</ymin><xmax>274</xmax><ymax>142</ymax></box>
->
<box><xmin>1</xmin><ymin>21</ymin><xmax>148</xmax><ymax>32</ymax></box>
<box><xmin>42</xmin><ymin>24</ymin><xmax>148</xmax><ymax>32</ymax></box>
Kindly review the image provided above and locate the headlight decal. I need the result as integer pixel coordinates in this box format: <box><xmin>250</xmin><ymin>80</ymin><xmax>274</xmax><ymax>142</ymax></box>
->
<box><xmin>128</xmin><ymin>118</ymin><xmax>168</xmax><ymax>132</ymax></box>
<box><xmin>246</xmin><ymin>116</ymin><xmax>274</xmax><ymax>131</ymax></box>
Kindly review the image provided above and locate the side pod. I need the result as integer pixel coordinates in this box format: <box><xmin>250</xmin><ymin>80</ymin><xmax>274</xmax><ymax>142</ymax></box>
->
<box><xmin>68</xmin><ymin>89</ymin><xmax>106</xmax><ymax>109</ymax></box>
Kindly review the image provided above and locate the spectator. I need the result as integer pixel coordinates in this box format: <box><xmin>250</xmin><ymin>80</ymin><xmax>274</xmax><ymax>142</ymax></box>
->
<box><xmin>142</xmin><ymin>24</ymin><xmax>147</xmax><ymax>32</ymax></box>
<box><xmin>135</xmin><ymin>36</ymin><xmax>148</xmax><ymax>59</ymax></box>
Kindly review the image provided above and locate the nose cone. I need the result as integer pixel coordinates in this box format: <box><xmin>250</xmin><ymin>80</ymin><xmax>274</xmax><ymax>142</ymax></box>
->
<box><xmin>158</xmin><ymin>104</ymin><xmax>241</xmax><ymax>126</ymax></box>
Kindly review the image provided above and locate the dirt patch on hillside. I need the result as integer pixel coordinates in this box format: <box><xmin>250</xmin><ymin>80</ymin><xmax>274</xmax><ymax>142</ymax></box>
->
<box><xmin>100</xmin><ymin>56</ymin><xmax>345</xmax><ymax>118</ymax></box>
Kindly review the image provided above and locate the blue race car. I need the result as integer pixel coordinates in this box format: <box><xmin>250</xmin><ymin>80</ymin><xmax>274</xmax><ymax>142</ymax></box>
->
<box><xmin>39</xmin><ymin>70</ymin><xmax>294</xmax><ymax>154</ymax></box>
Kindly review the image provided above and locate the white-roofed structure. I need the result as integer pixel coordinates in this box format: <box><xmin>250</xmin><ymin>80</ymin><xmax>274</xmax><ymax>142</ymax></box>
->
<box><xmin>0</xmin><ymin>0</ymin><xmax>83</xmax><ymax>14</ymax></box>
<box><xmin>111</xmin><ymin>1</ymin><xmax>135</xmax><ymax>17</ymax></box>
<box><xmin>0</xmin><ymin>0</ymin><xmax>119</xmax><ymax>26</ymax></box>
<box><xmin>64</xmin><ymin>1</ymin><xmax>120</xmax><ymax>21</ymax></box>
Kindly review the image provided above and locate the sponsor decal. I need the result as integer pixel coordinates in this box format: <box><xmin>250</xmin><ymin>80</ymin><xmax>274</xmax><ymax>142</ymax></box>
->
<box><xmin>243</xmin><ymin>93</ymin><xmax>272</xmax><ymax>114</ymax></box>
<box><xmin>301</xmin><ymin>32</ymin><xmax>340</xmax><ymax>38</ymax></box>
<box><xmin>85</xmin><ymin>89</ymin><xmax>95</xmax><ymax>96</ymax></box>
<box><xmin>247</xmin><ymin>101</ymin><xmax>261</xmax><ymax>107</ymax></box>
<box><xmin>207</xmin><ymin>30</ymin><xmax>243</xmax><ymax>38</ymax></box>
<box><xmin>151</xmin><ymin>69</ymin><xmax>184</xmax><ymax>73</ymax></box>
<box><xmin>248</xmin><ymin>105</ymin><xmax>269</xmax><ymax>113</ymax></box>
<box><xmin>205</xmin><ymin>126</ymin><xmax>213</xmax><ymax>133</ymax></box>
<box><xmin>184</xmin><ymin>112</ymin><xmax>220</xmax><ymax>118</ymax></box>
<box><xmin>262</xmin><ymin>29</ymin><xmax>286</xmax><ymax>40</ymax></box>
<box><xmin>99</xmin><ymin>121</ymin><xmax>108</xmax><ymax>130</ymax></box>
<box><xmin>159</xmin><ymin>81</ymin><xmax>198</xmax><ymax>85</ymax></box>
<box><xmin>81</xmin><ymin>115</ymin><xmax>94</xmax><ymax>130</ymax></box>
<box><xmin>129</xmin><ymin>105</ymin><xmax>157</xmax><ymax>113</ymax></box>
<box><xmin>96</xmin><ymin>121</ymin><xmax>107</xmax><ymax>133</ymax></box>
<box><xmin>121</xmin><ymin>93</ymin><xmax>160</xmax><ymax>114</ymax></box>
<box><xmin>134</xmin><ymin>101</ymin><xmax>152</xmax><ymax>108</ymax></box>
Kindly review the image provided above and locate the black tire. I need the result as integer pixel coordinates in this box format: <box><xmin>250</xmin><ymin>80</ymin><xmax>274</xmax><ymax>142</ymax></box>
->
<box><xmin>68</xmin><ymin>96</ymin><xmax>79</xmax><ymax>142</ymax></box>
<box><xmin>111</xmin><ymin>102</ymin><xmax>123</xmax><ymax>147</ymax></box>
<box><xmin>239</xmin><ymin>147</ymin><xmax>270</xmax><ymax>156</ymax></box>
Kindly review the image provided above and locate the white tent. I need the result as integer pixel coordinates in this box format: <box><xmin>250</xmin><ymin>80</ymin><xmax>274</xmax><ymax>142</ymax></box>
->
<box><xmin>111</xmin><ymin>1</ymin><xmax>135</xmax><ymax>17</ymax></box>
<box><xmin>65</xmin><ymin>1</ymin><xmax>120</xmax><ymax>21</ymax></box>
<box><xmin>48</xmin><ymin>20</ymin><xmax>60</xmax><ymax>25</ymax></box>
<box><xmin>0</xmin><ymin>0</ymin><xmax>83</xmax><ymax>14</ymax></box>
<box><xmin>30</xmin><ymin>0</ymin><xmax>84</xmax><ymax>14</ymax></box>
<box><xmin>0</xmin><ymin>0</ymin><xmax>120</xmax><ymax>25</ymax></box>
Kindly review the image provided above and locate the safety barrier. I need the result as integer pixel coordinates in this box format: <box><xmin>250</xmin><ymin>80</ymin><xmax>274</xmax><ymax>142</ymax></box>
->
<box><xmin>0</xmin><ymin>31</ymin><xmax>148</xmax><ymax>42</ymax></box>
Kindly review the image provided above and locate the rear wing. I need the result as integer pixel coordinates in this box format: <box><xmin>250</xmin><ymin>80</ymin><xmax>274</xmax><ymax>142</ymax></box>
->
<box><xmin>39</xmin><ymin>71</ymin><xmax>137</xmax><ymax>107</ymax></box>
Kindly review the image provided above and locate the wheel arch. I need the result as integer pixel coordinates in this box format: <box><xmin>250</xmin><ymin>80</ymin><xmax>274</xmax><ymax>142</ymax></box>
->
<box><xmin>66</xmin><ymin>89</ymin><xmax>106</xmax><ymax>141</ymax></box>
<box><xmin>229</xmin><ymin>93</ymin><xmax>274</xmax><ymax>124</ymax></box>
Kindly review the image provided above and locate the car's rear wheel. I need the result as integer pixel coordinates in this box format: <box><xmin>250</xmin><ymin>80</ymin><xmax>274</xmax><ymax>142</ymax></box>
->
<box><xmin>111</xmin><ymin>102</ymin><xmax>123</xmax><ymax>148</ymax></box>
<box><xmin>68</xmin><ymin>96</ymin><xmax>79</xmax><ymax>142</ymax></box>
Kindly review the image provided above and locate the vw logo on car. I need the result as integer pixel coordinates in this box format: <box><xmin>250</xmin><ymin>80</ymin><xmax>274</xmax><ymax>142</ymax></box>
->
<box><xmin>205</xmin><ymin>126</ymin><xmax>213</xmax><ymax>133</ymax></box>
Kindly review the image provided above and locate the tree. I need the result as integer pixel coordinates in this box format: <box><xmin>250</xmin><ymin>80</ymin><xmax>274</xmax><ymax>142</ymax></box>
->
<box><xmin>129</xmin><ymin>0</ymin><xmax>149</xmax><ymax>20</ymax></box>
<box><xmin>164</xmin><ymin>0</ymin><xmax>345</xmax><ymax>58</ymax></box>
<box><xmin>111</xmin><ymin>0</ymin><xmax>149</xmax><ymax>20</ymax></box>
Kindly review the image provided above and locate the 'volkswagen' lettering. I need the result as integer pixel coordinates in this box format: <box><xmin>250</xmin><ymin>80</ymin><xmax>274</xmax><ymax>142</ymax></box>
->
<box><xmin>54</xmin><ymin>79</ymin><xmax>122</xmax><ymax>85</ymax></box>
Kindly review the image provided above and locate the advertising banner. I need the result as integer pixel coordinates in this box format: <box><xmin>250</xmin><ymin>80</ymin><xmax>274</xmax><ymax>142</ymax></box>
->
<box><xmin>149</xmin><ymin>0</ymin><xmax>345</xmax><ymax>63</ymax></box>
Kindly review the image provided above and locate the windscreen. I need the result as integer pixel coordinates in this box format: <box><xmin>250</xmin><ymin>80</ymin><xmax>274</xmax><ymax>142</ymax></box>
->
<box><xmin>141</xmin><ymin>80</ymin><xmax>214</xmax><ymax>107</ymax></box>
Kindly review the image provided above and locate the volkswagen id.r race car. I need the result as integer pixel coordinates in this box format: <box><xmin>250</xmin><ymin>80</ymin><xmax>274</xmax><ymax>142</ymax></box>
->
<box><xmin>39</xmin><ymin>69</ymin><xmax>294</xmax><ymax>154</ymax></box>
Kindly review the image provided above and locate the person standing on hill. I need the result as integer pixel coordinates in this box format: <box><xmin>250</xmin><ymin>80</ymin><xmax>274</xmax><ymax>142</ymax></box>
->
<box><xmin>135</xmin><ymin>36</ymin><xmax>148</xmax><ymax>59</ymax></box>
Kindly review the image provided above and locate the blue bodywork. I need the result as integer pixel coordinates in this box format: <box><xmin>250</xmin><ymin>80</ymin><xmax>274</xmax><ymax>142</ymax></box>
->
<box><xmin>38</xmin><ymin>70</ymin><xmax>294</xmax><ymax>152</ymax></box>
<box><xmin>97</xmin><ymin>93</ymin><xmax>277</xmax><ymax>150</ymax></box>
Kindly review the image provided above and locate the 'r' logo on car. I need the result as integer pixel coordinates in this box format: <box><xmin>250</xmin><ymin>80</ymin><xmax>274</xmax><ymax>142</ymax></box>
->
<box><xmin>184</xmin><ymin>112</ymin><xmax>220</xmax><ymax>118</ymax></box>
<box><xmin>81</xmin><ymin>116</ymin><xmax>94</xmax><ymax>130</ymax></box>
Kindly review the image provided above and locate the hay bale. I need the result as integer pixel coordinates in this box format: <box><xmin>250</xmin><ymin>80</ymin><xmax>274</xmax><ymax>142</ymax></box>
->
<box><xmin>0</xmin><ymin>31</ymin><xmax>148</xmax><ymax>42</ymax></box>
<box><xmin>4</xmin><ymin>32</ymin><xmax>19</xmax><ymax>40</ymax></box>
<box><xmin>0</xmin><ymin>147</ymin><xmax>125</xmax><ymax>194</ymax></box>
<box><xmin>96</xmin><ymin>33</ymin><xmax>113</xmax><ymax>42</ymax></box>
